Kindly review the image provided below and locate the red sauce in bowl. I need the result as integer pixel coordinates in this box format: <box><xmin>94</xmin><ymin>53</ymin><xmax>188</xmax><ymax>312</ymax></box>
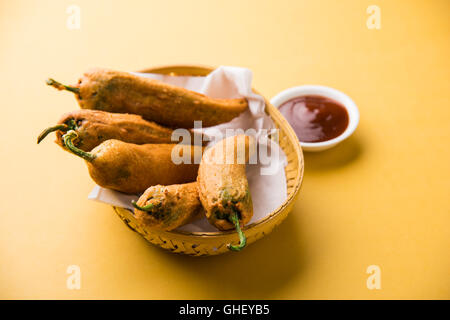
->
<box><xmin>278</xmin><ymin>95</ymin><xmax>349</xmax><ymax>143</ymax></box>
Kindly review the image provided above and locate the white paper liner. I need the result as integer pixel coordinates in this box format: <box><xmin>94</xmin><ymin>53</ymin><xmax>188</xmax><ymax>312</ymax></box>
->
<box><xmin>87</xmin><ymin>66</ymin><xmax>287</xmax><ymax>232</ymax></box>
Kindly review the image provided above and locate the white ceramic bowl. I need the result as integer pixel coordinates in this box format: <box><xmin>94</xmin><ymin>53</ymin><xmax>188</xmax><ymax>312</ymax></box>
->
<box><xmin>270</xmin><ymin>85</ymin><xmax>359</xmax><ymax>152</ymax></box>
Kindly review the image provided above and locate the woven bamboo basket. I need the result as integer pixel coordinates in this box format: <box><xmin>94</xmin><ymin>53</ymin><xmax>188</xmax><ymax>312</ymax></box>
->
<box><xmin>113</xmin><ymin>65</ymin><xmax>304</xmax><ymax>256</ymax></box>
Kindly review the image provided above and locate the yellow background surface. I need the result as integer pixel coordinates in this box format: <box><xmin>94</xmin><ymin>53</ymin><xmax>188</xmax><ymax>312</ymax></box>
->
<box><xmin>0</xmin><ymin>0</ymin><xmax>448</xmax><ymax>299</ymax></box>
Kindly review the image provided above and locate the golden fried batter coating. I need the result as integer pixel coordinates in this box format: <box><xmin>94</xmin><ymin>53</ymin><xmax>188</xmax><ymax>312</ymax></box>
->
<box><xmin>53</xmin><ymin>109</ymin><xmax>175</xmax><ymax>151</ymax></box>
<box><xmin>82</xmin><ymin>140</ymin><xmax>203</xmax><ymax>194</ymax></box>
<box><xmin>197</xmin><ymin>135</ymin><xmax>255</xmax><ymax>231</ymax></box>
<box><xmin>48</xmin><ymin>68</ymin><xmax>248</xmax><ymax>128</ymax></box>
<box><xmin>133</xmin><ymin>182</ymin><xmax>204</xmax><ymax>231</ymax></box>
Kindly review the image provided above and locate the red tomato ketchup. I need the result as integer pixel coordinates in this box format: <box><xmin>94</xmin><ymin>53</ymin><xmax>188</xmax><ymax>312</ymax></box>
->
<box><xmin>278</xmin><ymin>95</ymin><xmax>349</xmax><ymax>143</ymax></box>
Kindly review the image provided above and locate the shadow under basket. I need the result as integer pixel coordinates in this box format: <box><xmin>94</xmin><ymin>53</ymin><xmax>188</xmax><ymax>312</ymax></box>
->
<box><xmin>114</xmin><ymin>65</ymin><xmax>304</xmax><ymax>256</ymax></box>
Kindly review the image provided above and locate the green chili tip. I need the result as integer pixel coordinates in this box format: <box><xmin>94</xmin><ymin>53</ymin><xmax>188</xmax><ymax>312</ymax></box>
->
<box><xmin>227</xmin><ymin>212</ymin><xmax>247</xmax><ymax>252</ymax></box>
<box><xmin>131</xmin><ymin>200</ymin><xmax>155</xmax><ymax>212</ymax></box>
<box><xmin>46</xmin><ymin>78</ymin><xmax>80</xmax><ymax>94</ymax></box>
<box><xmin>37</xmin><ymin>124</ymin><xmax>69</xmax><ymax>144</ymax></box>
<box><xmin>63</xmin><ymin>130</ymin><xmax>95</xmax><ymax>162</ymax></box>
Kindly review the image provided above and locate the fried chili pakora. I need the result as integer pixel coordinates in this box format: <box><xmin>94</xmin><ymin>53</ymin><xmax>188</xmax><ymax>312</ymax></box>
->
<box><xmin>197</xmin><ymin>135</ymin><xmax>255</xmax><ymax>251</ymax></box>
<box><xmin>37</xmin><ymin>109</ymin><xmax>177</xmax><ymax>151</ymax></box>
<box><xmin>62</xmin><ymin>131</ymin><xmax>203</xmax><ymax>194</ymax></box>
<box><xmin>132</xmin><ymin>182</ymin><xmax>204</xmax><ymax>231</ymax></box>
<box><xmin>46</xmin><ymin>68</ymin><xmax>248</xmax><ymax>128</ymax></box>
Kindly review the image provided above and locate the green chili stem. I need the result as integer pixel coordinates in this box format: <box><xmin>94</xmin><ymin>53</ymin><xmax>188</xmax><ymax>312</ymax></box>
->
<box><xmin>46</xmin><ymin>78</ymin><xmax>80</xmax><ymax>94</ymax></box>
<box><xmin>63</xmin><ymin>130</ymin><xmax>96</xmax><ymax>162</ymax></box>
<box><xmin>37</xmin><ymin>119</ymin><xmax>78</xmax><ymax>144</ymax></box>
<box><xmin>37</xmin><ymin>124</ymin><xmax>69</xmax><ymax>144</ymax></box>
<box><xmin>227</xmin><ymin>212</ymin><xmax>247</xmax><ymax>251</ymax></box>
<box><xmin>131</xmin><ymin>200</ymin><xmax>155</xmax><ymax>211</ymax></box>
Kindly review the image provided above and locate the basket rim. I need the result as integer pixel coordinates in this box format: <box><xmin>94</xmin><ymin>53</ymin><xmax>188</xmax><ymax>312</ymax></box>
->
<box><xmin>114</xmin><ymin>64</ymin><xmax>304</xmax><ymax>238</ymax></box>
